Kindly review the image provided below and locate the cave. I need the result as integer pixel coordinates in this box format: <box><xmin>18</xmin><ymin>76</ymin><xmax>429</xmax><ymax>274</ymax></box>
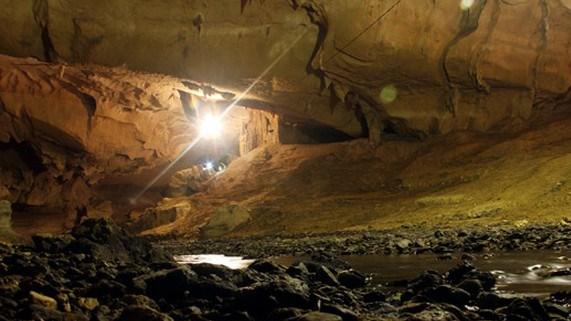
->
<box><xmin>1</xmin><ymin>1</ymin><xmax>571</xmax><ymax>321</ymax></box>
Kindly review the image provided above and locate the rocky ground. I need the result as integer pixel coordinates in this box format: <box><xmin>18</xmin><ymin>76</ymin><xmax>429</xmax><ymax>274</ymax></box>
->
<box><xmin>0</xmin><ymin>219</ymin><xmax>570</xmax><ymax>321</ymax></box>
<box><xmin>157</xmin><ymin>222</ymin><xmax>571</xmax><ymax>258</ymax></box>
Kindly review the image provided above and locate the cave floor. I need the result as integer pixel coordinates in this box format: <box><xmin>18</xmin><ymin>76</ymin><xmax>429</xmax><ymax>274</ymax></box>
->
<box><xmin>146</xmin><ymin>113</ymin><xmax>571</xmax><ymax>238</ymax></box>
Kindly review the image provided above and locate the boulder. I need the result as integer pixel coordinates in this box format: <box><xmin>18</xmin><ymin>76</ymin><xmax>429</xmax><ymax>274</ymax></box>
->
<box><xmin>200</xmin><ymin>205</ymin><xmax>251</xmax><ymax>238</ymax></box>
<box><xmin>337</xmin><ymin>270</ymin><xmax>367</xmax><ymax>289</ymax></box>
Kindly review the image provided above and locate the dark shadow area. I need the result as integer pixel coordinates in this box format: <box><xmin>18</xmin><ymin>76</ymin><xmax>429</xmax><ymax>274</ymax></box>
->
<box><xmin>279</xmin><ymin>120</ymin><xmax>355</xmax><ymax>145</ymax></box>
<box><xmin>0</xmin><ymin>139</ymin><xmax>46</xmax><ymax>174</ymax></box>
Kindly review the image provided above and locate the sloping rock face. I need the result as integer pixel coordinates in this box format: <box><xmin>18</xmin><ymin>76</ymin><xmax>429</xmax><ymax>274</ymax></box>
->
<box><xmin>1</xmin><ymin>0</ymin><xmax>570</xmax><ymax>139</ymax></box>
<box><xmin>0</xmin><ymin>55</ymin><xmax>197</xmax><ymax>223</ymax></box>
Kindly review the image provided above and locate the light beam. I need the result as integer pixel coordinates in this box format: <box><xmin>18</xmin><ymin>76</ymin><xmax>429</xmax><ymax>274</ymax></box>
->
<box><xmin>130</xmin><ymin>26</ymin><xmax>308</xmax><ymax>202</ymax></box>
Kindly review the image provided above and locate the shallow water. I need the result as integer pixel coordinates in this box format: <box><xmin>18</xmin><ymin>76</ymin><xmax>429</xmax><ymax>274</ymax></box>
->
<box><xmin>175</xmin><ymin>251</ymin><xmax>571</xmax><ymax>297</ymax></box>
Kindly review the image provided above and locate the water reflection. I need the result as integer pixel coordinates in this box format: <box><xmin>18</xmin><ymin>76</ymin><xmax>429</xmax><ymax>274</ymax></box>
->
<box><xmin>176</xmin><ymin>251</ymin><xmax>571</xmax><ymax>297</ymax></box>
<box><xmin>175</xmin><ymin>254</ymin><xmax>254</xmax><ymax>270</ymax></box>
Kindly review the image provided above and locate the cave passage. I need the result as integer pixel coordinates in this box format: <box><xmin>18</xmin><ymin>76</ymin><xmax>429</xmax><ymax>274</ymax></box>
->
<box><xmin>2</xmin><ymin>1</ymin><xmax>571</xmax><ymax>321</ymax></box>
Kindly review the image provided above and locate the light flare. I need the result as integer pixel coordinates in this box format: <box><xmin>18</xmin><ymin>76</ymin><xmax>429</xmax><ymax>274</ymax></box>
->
<box><xmin>130</xmin><ymin>26</ymin><xmax>308</xmax><ymax>202</ymax></box>
<box><xmin>199</xmin><ymin>114</ymin><xmax>223</xmax><ymax>139</ymax></box>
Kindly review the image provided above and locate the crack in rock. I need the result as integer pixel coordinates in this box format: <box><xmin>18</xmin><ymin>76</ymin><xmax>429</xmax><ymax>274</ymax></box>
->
<box><xmin>441</xmin><ymin>0</ymin><xmax>488</xmax><ymax>114</ymax></box>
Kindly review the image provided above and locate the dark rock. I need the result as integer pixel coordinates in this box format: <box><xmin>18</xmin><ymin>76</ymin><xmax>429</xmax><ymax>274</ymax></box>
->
<box><xmin>316</xmin><ymin>265</ymin><xmax>340</xmax><ymax>286</ymax></box>
<box><xmin>457</xmin><ymin>279</ymin><xmax>483</xmax><ymax>298</ymax></box>
<box><xmin>506</xmin><ymin>298</ymin><xmax>549</xmax><ymax>321</ymax></box>
<box><xmin>26</xmin><ymin>304</ymin><xmax>89</xmax><ymax>321</ymax></box>
<box><xmin>446</xmin><ymin>262</ymin><xmax>475</xmax><ymax>284</ymax></box>
<box><xmin>32</xmin><ymin>234</ymin><xmax>75</xmax><ymax>253</ymax></box>
<box><xmin>287</xmin><ymin>262</ymin><xmax>310</xmax><ymax>278</ymax></box>
<box><xmin>186</xmin><ymin>277</ymin><xmax>238</xmax><ymax>299</ymax></box>
<box><xmin>425</xmin><ymin>285</ymin><xmax>471</xmax><ymax>307</ymax></box>
<box><xmin>123</xmin><ymin>294</ymin><xmax>160</xmax><ymax>310</ymax></box>
<box><xmin>408</xmin><ymin>271</ymin><xmax>443</xmax><ymax>292</ymax></box>
<box><xmin>464</xmin><ymin>270</ymin><xmax>496</xmax><ymax>291</ymax></box>
<box><xmin>477</xmin><ymin>292</ymin><xmax>512</xmax><ymax>310</ymax></box>
<box><xmin>239</xmin><ymin>277</ymin><xmax>312</xmax><ymax>317</ymax></box>
<box><xmin>69</xmin><ymin>219</ymin><xmax>170</xmax><ymax>264</ymax></box>
<box><xmin>249</xmin><ymin>259</ymin><xmax>284</xmax><ymax>273</ymax></box>
<box><xmin>133</xmin><ymin>266</ymin><xmax>195</xmax><ymax>300</ymax></box>
<box><xmin>362</xmin><ymin>288</ymin><xmax>386</xmax><ymax>302</ymax></box>
<box><xmin>460</xmin><ymin>253</ymin><xmax>475</xmax><ymax>261</ymax></box>
<box><xmin>267</xmin><ymin>308</ymin><xmax>307</xmax><ymax>321</ymax></box>
<box><xmin>337</xmin><ymin>270</ymin><xmax>366</xmax><ymax>289</ymax></box>
<box><xmin>288</xmin><ymin>312</ymin><xmax>343</xmax><ymax>321</ymax></box>
<box><xmin>478</xmin><ymin>309</ymin><xmax>501</xmax><ymax>321</ymax></box>
<box><xmin>545</xmin><ymin>303</ymin><xmax>569</xmax><ymax>318</ymax></box>
<box><xmin>87</xmin><ymin>279</ymin><xmax>127</xmax><ymax>298</ymax></box>
<box><xmin>321</xmin><ymin>304</ymin><xmax>359</xmax><ymax>321</ymax></box>
<box><xmin>118</xmin><ymin>305</ymin><xmax>174</xmax><ymax>321</ymax></box>
<box><xmin>216</xmin><ymin>311</ymin><xmax>255</xmax><ymax>321</ymax></box>
<box><xmin>191</xmin><ymin>262</ymin><xmax>236</xmax><ymax>278</ymax></box>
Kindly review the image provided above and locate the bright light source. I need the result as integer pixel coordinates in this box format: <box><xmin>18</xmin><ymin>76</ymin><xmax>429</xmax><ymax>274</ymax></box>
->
<box><xmin>204</xmin><ymin>161</ymin><xmax>214</xmax><ymax>171</ymax></box>
<box><xmin>199</xmin><ymin>114</ymin><xmax>223</xmax><ymax>139</ymax></box>
<box><xmin>460</xmin><ymin>0</ymin><xmax>474</xmax><ymax>10</ymax></box>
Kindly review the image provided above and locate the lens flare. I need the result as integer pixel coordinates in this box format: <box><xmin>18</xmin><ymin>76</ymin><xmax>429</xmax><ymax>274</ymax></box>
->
<box><xmin>199</xmin><ymin>114</ymin><xmax>223</xmax><ymax>139</ymax></box>
<box><xmin>380</xmin><ymin>85</ymin><xmax>398</xmax><ymax>104</ymax></box>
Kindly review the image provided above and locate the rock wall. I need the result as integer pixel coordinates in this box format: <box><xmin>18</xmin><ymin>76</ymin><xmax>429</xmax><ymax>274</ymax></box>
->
<box><xmin>0</xmin><ymin>55</ymin><xmax>198</xmax><ymax>222</ymax></box>
<box><xmin>1</xmin><ymin>0</ymin><xmax>570</xmax><ymax>139</ymax></box>
<box><xmin>239</xmin><ymin>109</ymin><xmax>279</xmax><ymax>156</ymax></box>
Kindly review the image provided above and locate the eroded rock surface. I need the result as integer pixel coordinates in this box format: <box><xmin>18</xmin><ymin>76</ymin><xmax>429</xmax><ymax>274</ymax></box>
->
<box><xmin>1</xmin><ymin>0</ymin><xmax>570</xmax><ymax>138</ymax></box>
<box><xmin>0</xmin><ymin>55</ymin><xmax>240</xmax><ymax>226</ymax></box>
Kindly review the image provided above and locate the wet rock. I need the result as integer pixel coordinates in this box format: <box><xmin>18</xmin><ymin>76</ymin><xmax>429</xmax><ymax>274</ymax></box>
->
<box><xmin>118</xmin><ymin>305</ymin><xmax>174</xmax><ymax>321</ymax></box>
<box><xmin>316</xmin><ymin>265</ymin><xmax>340</xmax><ymax>286</ymax></box>
<box><xmin>287</xmin><ymin>262</ymin><xmax>310</xmax><ymax>278</ymax></box>
<box><xmin>545</xmin><ymin>303</ymin><xmax>569</xmax><ymax>319</ymax></box>
<box><xmin>457</xmin><ymin>279</ymin><xmax>483</xmax><ymax>298</ymax></box>
<box><xmin>408</xmin><ymin>271</ymin><xmax>443</xmax><ymax>292</ymax></box>
<box><xmin>288</xmin><ymin>311</ymin><xmax>343</xmax><ymax>321</ymax></box>
<box><xmin>425</xmin><ymin>285</ymin><xmax>471</xmax><ymax>307</ymax></box>
<box><xmin>337</xmin><ymin>270</ymin><xmax>367</xmax><ymax>289</ymax></box>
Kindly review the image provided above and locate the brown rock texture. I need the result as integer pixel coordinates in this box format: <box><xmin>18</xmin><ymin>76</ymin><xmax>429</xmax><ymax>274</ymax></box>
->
<box><xmin>1</xmin><ymin>0</ymin><xmax>570</xmax><ymax>138</ymax></box>
<box><xmin>0</xmin><ymin>55</ymin><xmax>198</xmax><ymax>223</ymax></box>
